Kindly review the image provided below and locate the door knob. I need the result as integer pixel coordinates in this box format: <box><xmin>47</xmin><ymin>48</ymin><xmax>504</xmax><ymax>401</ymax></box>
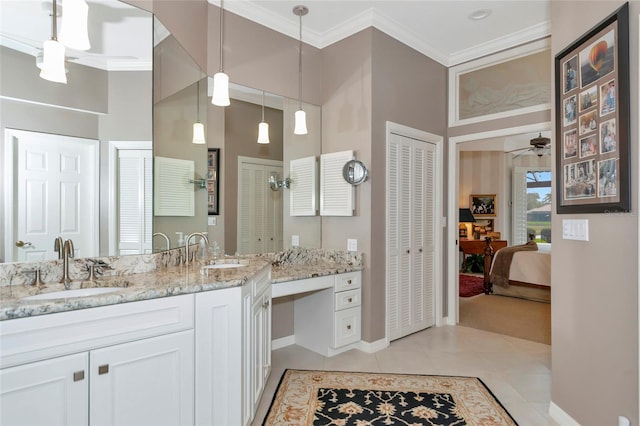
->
<box><xmin>15</xmin><ymin>240</ymin><xmax>33</xmax><ymax>248</ymax></box>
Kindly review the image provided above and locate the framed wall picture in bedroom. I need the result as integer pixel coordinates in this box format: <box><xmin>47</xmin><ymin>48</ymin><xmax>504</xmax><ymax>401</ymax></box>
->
<box><xmin>554</xmin><ymin>3</ymin><xmax>630</xmax><ymax>214</ymax></box>
<box><xmin>469</xmin><ymin>194</ymin><xmax>496</xmax><ymax>217</ymax></box>
<box><xmin>207</xmin><ymin>148</ymin><xmax>220</xmax><ymax>215</ymax></box>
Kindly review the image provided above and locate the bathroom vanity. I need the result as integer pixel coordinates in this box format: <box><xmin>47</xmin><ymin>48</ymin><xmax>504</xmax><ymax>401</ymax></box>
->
<box><xmin>0</xmin><ymin>259</ymin><xmax>272</xmax><ymax>426</ymax></box>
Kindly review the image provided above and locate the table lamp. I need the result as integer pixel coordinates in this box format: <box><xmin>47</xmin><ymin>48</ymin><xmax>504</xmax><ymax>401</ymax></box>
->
<box><xmin>458</xmin><ymin>208</ymin><xmax>476</xmax><ymax>238</ymax></box>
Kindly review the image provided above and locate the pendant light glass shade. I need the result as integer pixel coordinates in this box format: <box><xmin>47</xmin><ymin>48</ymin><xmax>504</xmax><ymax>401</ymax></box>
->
<box><xmin>59</xmin><ymin>0</ymin><xmax>90</xmax><ymax>50</ymax></box>
<box><xmin>40</xmin><ymin>39</ymin><xmax>67</xmax><ymax>84</ymax></box>
<box><xmin>212</xmin><ymin>72</ymin><xmax>230</xmax><ymax>106</ymax></box>
<box><xmin>294</xmin><ymin>109</ymin><xmax>307</xmax><ymax>135</ymax></box>
<box><xmin>257</xmin><ymin>122</ymin><xmax>270</xmax><ymax>144</ymax></box>
<box><xmin>192</xmin><ymin>122</ymin><xmax>206</xmax><ymax>144</ymax></box>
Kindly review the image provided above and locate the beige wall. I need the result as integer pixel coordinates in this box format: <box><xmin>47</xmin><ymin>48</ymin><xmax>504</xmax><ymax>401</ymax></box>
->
<box><xmin>550</xmin><ymin>1</ymin><xmax>639</xmax><ymax>424</ymax></box>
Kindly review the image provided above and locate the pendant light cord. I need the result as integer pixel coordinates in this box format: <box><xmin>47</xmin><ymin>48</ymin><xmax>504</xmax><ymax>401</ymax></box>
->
<box><xmin>298</xmin><ymin>11</ymin><xmax>302</xmax><ymax>110</ymax></box>
<box><xmin>51</xmin><ymin>0</ymin><xmax>58</xmax><ymax>40</ymax></box>
<box><xmin>219</xmin><ymin>0</ymin><xmax>224</xmax><ymax>72</ymax></box>
<box><xmin>196</xmin><ymin>80</ymin><xmax>200</xmax><ymax>121</ymax></box>
<box><xmin>261</xmin><ymin>91</ymin><xmax>265</xmax><ymax>121</ymax></box>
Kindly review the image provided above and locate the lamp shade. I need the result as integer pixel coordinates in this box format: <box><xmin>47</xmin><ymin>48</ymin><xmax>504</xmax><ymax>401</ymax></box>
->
<box><xmin>294</xmin><ymin>109</ymin><xmax>307</xmax><ymax>135</ymax></box>
<box><xmin>459</xmin><ymin>208</ymin><xmax>476</xmax><ymax>223</ymax></box>
<box><xmin>40</xmin><ymin>39</ymin><xmax>67</xmax><ymax>84</ymax></box>
<box><xmin>192</xmin><ymin>122</ymin><xmax>206</xmax><ymax>144</ymax></box>
<box><xmin>211</xmin><ymin>72</ymin><xmax>230</xmax><ymax>106</ymax></box>
<box><xmin>59</xmin><ymin>0</ymin><xmax>90</xmax><ymax>50</ymax></box>
<box><xmin>257</xmin><ymin>121</ymin><xmax>270</xmax><ymax>144</ymax></box>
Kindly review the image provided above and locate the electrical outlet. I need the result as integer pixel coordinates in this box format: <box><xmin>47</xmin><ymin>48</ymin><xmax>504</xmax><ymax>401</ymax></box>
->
<box><xmin>207</xmin><ymin>216</ymin><xmax>216</xmax><ymax>226</ymax></box>
<box><xmin>292</xmin><ymin>235</ymin><xmax>300</xmax><ymax>246</ymax></box>
<box><xmin>562</xmin><ymin>219</ymin><xmax>589</xmax><ymax>241</ymax></box>
<box><xmin>347</xmin><ymin>239</ymin><xmax>357</xmax><ymax>252</ymax></box>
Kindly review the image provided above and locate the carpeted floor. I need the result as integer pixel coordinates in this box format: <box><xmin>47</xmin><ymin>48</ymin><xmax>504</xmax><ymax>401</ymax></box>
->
<box><xmin>459</xmin><ymin>294</ymin><xmax>551</xmax><ymax>345</ymax></box>
<box><xmin>263</xmin><ymin>369</ymin><xmax>518</xmax><ymax>425</ymax></box>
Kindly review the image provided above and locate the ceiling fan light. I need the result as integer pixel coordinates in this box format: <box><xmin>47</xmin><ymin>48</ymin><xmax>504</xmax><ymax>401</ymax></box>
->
<box><xmin>211</xmin><ymin>72</ymin><xmax>230</xmax><ymax>106</ymax></box>
<box><xmin>294</xmin><ymin>109</ymin><xmax>307</xmax><ymax>135</ymax></box>
<box><xmin>40</xmin><ymin>39</ymin><xmax>67</xmax><ymax>84</ymax></box>
<box><xmin>257</xmin><ymin>121</ymin><xmax>270</xmax><ymax>144</ymax></box>
<box><xmin>59</xmin><ymin>0</ymin><xmax>90</xmax><ymax>51</ymax></box>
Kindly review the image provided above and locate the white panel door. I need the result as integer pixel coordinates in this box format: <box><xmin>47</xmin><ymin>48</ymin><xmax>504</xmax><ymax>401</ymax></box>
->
<box><xmin>0</xmin><ymin>352</ymin><xmax>89</xmax><ymax>426</ymax></box>
<box><xmin>387</xmin><ymin>133</ymin><xmax>436</xmax><ymax>341</ymax></box>
<box><xmin>90</xmin><ymin>330</ymin><xmax>194</xmax><ymax>426</ymax></box>
<box><xmin>8</xmin><ymin>129</ymin><xmax>98</xmax><ymax>262</ymax></box>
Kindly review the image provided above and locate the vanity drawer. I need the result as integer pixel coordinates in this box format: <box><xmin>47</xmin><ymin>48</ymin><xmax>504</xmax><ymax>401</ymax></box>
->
<box><xmin>333</xmin><ymin>307</ymin><xmax>361</xmax><ymax>348</ymax></box>
<box><xmin>334</xmin><ymin>272</ymin><xmax>360</xmax><ymax>292</ymax></box>
<box><xmin>334</xmin><ymin>289</ymin><xmax>361</xmax><ymax>311</ymax></box>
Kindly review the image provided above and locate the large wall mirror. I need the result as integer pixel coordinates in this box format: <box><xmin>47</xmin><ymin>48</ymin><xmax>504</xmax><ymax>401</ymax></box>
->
<box><xmin>1</xmin><ymin>0</ymin><xmax>321</xmax><ymax>265</ymax></box>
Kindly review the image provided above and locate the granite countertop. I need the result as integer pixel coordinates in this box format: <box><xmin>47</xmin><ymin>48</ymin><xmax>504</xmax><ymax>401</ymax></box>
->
<box><xmin>0</xmin><ymin>247</ymin><xmax>363</xmax><ymax>322</ymax></box>
<box><xmin>0</xmin><ymin>259</ymin><xmax>270</xmax><ymax>321</ymax></box>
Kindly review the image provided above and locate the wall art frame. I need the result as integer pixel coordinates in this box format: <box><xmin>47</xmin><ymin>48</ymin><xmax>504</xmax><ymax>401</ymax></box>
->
<box><xmin>207</xmin><ymin>148</ymin><xmax>220</xmax><ymax>215</ymax></box>
<box><xmin>469</xmin><ymin>194</ymin><xmax>496</xmax><ymax>217</ymax></box>
<box><xmin>555</xmin><ymin>2</ymin><xmax>630</xmax><ymax>214</ymax></box>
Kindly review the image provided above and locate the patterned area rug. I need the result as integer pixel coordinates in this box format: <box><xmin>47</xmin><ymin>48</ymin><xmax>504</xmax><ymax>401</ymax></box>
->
<box><xmin>263</xmin><ymin>369</ymin><xmax>518</xmax><ymax>425</ymax></box>
<box><xmin>459</xmin><ymin>274</ymin><xmax>485</xmax><ymax>297</ymax></box>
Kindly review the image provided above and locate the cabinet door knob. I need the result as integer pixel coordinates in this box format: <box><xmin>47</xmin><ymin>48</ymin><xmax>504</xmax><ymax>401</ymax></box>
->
<box><xmin>347</xmin><ymin>297</ymin><xmax>353</xmax><ymax>303</ymax></box>
<box><xmin>406</xmin><ymin>249</ymin><xmax>410</xmax><ymax>254</ymax></box>
<box><xmin>73</xmin><ymin>371</ymin><xmax>85</xmax><ymax>382</ymax></box>
<box><xmin>98</xmin><ymin>364</ymin><xmax>109</xmax><ymax>375</ymax></box>
<box><xmin>347</xmin><ymin>279</ymin><xmax>352</xmax><ymax>285</ymax></box>
<box><xmin>419</xmin><ymin>248</ymin><xmax>423</xmax><ymax>253</ymax></box>
<box><xmin>346</xmin><ymin>325</ymin><xmax>352</xmax><ymax>330</ymax></box>
<box><xmin>15</xmin><ymin>240</ymin><xmax>33</xmax><ymax>248</ymax></box>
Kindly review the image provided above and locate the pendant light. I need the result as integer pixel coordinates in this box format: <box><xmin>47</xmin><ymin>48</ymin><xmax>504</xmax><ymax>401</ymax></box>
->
<box><xmin>211</xmin><ymin>0</ymin><xmax>230</xmax><ymax>106</ymax></box>
<box><xmin>59</xmin><ymin>0</ymin><xmax>90</xmax><ymax>51</ymax></box>
<box><xmin>293</xmin><ymin>5</ymin><xmax>308</xmax><ymax>135</ymax></box>
<box><xmin>193</xmin><ymin>80</ymin><xmax>206</xmax><ymax>144</ymax></box>
<box><xmin>40</xmin><ymin>0</ymin><xmax>67</xmax><ymax>84</ymax></box>
<box><xmin>257</xmin><ymin>91</ymin><xmax>270</xmax><ymax>144</ymax></box>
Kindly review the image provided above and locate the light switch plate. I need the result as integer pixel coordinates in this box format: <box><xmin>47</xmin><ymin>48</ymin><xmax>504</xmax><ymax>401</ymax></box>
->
<box><xmin>207</xmin><ymin>216</ymin><xmax>216</xmax><ymax>226</ymax></box>
<box><xmin>562</xmin><ymin>219</ymin><xmax>589</xmax><ymax>241</ymax></box>
<box><xmin>347</xmin><ymin>239</ymin><xmax>357</xmax><ymax>252</ymax></box>
<box><xmin>292</xmin><ymin>235</ymin><xmax>300</xmax><ymax>246</ymax></box>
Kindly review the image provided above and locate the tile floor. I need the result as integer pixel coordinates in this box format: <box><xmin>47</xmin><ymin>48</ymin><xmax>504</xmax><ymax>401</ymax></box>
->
<box><xmin>252</xmin><ymin>325</ymin><xmax>559</xmax><ymax>426</ymax></box>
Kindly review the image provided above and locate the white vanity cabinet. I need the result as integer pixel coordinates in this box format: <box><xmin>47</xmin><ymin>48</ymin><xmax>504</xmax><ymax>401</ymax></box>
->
<box><xmin>0</xmin><ymin>295</ymin><xmax>195</xmax><ymax>426</ymax></box>
<box><xmin>290</xmin><ymin>271</ymin><xmax>362</xmax><ymax>357</ymax></box>
<box><xmin>195</xmin><ymin>265</ymin><xmax>272</xmax><ymax>426</ymax></box>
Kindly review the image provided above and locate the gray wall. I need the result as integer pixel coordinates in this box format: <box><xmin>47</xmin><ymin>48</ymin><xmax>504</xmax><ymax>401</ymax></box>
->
<box><xmin>550</xmin><ymin>1</ymin><xmax>639</xmax><ymax>423</ymax></box>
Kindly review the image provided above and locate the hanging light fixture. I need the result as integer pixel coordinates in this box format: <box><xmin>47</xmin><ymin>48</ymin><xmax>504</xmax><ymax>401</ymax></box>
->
<box><xmin>59</xmin><ymin>0</ymin><xmax>90</xmax><ymax>51</ymax></box>
<box><xmin>211</xmin><ymin>0</ymin><xmax>230</xmax><ymax>106</ymax></box>
<box><xmin>193</xmin><ymin>80</ymin><xmax>206</xmax><ymax>144</ymax></box>
<box><xmin>257</xmin><ymin>91</ymin><xmax>270</xmax><ymax>144</ymax></box>
<box><xmin>40</xmin><ymin>0</ymin><xmax>67</xmax><ymax>84</ymax></box>
<box><xmin>293</xmin><ymin>5</ymin><xmax>308</xmax><ymax>135</ymax></box>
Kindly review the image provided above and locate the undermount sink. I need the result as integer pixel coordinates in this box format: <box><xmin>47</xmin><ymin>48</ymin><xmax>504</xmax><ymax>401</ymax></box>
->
<box><xmin>202</xmin><ymin>263</ymin><xmax>244</xmax><ymax>269</ymax></box>
<box><xmin>22</xmin><ymin>287</ymin><xmax>120</xmax><ymax>301</ymax></box>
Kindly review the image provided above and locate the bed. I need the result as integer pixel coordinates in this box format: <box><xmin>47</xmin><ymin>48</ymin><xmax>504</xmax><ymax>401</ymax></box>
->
<box><xmin>482</xmin><ymin>237</ymin><xmax>551</xmax><ymax>303</ymax></box>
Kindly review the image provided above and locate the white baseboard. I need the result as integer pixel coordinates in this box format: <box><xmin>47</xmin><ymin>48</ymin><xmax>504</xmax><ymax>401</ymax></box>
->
<box><xmin>549</xmin><ymin>401</ymin><xmax>581</xmax><ymax>426</ymax></box>
<box><xmin>272</xmin><ymin>335</ymin><xmax>295</xmax><ymax>350</ymax></box>
<box><xmin>355</xmin><ymin>337</ymin><xmax>389</xmax><ymax>353</ymax></box>
<box><xmin>443</xmin><ymin>316</ymin><xmax>457</xmax><ymax>326</ymax></box>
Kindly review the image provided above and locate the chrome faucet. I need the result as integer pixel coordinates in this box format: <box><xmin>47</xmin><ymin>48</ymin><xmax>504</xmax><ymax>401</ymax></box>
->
<box><xmin>152</xmin><ymin>232</ymin><xmax>171</xmax><ymax>251</ymax></box>
<box><xmin>53</xmin><ymin>236</ymin><xmax>64</xmax><ymax>259</ymax></box>
<box><xmin>61</xmin><ymin>239</ymin><xmax>74</xmax><ymax>288</ymax></box>
<box><xmin>184</xmin><ymin>232</ymin><xmax>208</xmax><ymax>266</ymax></box>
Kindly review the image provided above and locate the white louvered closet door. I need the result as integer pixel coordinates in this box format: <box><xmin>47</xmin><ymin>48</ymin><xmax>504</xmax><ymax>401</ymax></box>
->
<box><xmin>118</xmin><ymin>150</ymin><xmax>152</xmax><ymax>255</ymax></box>
<box><xmin>387</xmin><ymin>133</ymin><xmax>436</xmax><ymax>341</ymax></box>
<box><xmin>512</xmin><ymin>167</ymin><xmax>529</xmax><ymax>245</ymax></box>
<box><xmin>238</xmin><ymin>158</ymin><xmax>283</xmax><ymax>254</ymax></box>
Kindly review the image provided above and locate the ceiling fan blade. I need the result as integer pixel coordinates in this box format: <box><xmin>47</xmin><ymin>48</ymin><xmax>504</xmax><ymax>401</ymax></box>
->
<box><xmin>506</xmin><ymin>146</ymin><xmax>531</xmax><ymax>153</ymax></box>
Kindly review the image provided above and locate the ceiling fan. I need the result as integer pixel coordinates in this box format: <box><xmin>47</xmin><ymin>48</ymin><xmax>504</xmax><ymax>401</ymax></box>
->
<box><xmin>507</xmin><ymin>133</ymin><xmax>551</xmax><ymax>158</ymax></box>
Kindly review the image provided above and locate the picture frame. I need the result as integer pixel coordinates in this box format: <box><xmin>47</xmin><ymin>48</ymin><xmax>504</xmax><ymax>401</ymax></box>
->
<box><xmin>555</xmin><ymin>3</ymin><xmax>630</xmax><ymax>214</ymax></box>
<box><xmin>469</xmin><ymin>194</ymin><xmax>496</xmax><ymax>217</ymax></box>
<box><xmin>207</xmin><ymin>148</ymin><xmax>220</xmax><ymax>215</ymax></box>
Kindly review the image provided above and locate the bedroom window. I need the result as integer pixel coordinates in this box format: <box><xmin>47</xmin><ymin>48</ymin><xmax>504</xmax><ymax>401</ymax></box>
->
<box><xmin>512</xmin><ymin>167</ymin><xmax>551</xmax><ymax>247</ymax></box>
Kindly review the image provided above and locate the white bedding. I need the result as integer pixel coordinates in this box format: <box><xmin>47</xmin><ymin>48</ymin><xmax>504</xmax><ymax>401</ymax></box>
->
<box><xmin>508</xmin><ymin>251</ymin><xmax>551</xmax><ymax>286</ymax></box>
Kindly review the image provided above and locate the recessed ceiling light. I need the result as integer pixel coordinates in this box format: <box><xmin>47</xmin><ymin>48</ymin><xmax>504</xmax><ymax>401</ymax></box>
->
<box><xmin>469</xmin><ymin>9</ymin><xmax>491</xmax><ymax>20</ymax></box>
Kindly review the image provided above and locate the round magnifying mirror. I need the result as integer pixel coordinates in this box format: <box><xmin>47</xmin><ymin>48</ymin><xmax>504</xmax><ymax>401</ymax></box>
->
<box><xmin>342</xmin><ymin>160</ymin><xmax>368</xmax><ymax>185</ymax></box>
